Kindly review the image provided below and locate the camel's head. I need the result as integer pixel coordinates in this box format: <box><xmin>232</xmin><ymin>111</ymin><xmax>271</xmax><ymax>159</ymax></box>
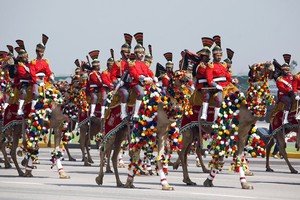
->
<box><xmin>248</xmin><ymin>62</ymin><xmax>274</xmax><ymax>83</ymax></box>
<box><xmin>173</xmin><ymin>70</ymin><xmax>195</xmax><ymax>94</ymax></box>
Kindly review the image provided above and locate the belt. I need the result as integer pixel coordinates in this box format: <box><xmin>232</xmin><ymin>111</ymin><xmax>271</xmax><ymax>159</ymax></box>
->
<box><xmin>20</xmin><ymin>79</ymin><xmax>30</xmax><ymax>83</ymax></box>
<box><xmin>90</xmin><ymin>84</ymin><xmax>98</xmax><ymax>88</ymax></box>
<box><xmin>198</xmin><ymin>76</ymin><xmax>226</xmax><ymax>83</ymax></box>
<box><xmin>36</xmin><ymin>72</ymin><xmax>45</xmax><ymax>76</ymax></box>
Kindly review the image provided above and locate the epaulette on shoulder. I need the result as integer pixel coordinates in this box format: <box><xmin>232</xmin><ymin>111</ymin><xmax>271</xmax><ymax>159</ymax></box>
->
<box><xmin>199</xmin><ymin>62</ymin><xmax>206</xmax><ymax>68</ymax></box>
<box><xmin>30</xmin><ymin>59</ymin><xmax>36</xmax><ymax>65</ymax></box>
<box><xmin>220</xmin><ymin>61</ymin><xmax>227</xmax><ymax>68</ymax></box>
<box><xmin>129</xmin><ymin>61</ymin><xmax>135</xmax><ymax>67</ymax></box>
<box><xmin>115</xmin><ymin>60</ymin><xmax>121</xmax><ymax>67</ymax></box>
<box><xmin>295</xmin><ymin>73</ymin><xmax>300</xmax><ymax>78</ymax></box>
<box><xmin>145</xmin><ymin>61</ymin><xmax>150</xmax><ymax>67</ymax></box>
<box><xmin>277</xmin><ymin>76</ymin><xmax>283</xmax><ymax>81</ymax></box>
<box><xmin>102</xmin><ymin>70</ymin><xmax>108</xmax><ymax>74</ymax></box>
<box><xmin>208</xmin><ymin>62</ymin><xmax>214</xmax><ymax>68</ymax></box>
<box><xmin>44</xmin><ymin>59</ymin><xmax>49</xmax><ymax>64</ymax></box>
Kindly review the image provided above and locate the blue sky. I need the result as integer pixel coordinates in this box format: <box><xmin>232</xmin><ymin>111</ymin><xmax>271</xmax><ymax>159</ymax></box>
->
<box><xmin>1</xmin><ymin>0</ymin><xmax>299</xmax><ymax>76</ymax></box>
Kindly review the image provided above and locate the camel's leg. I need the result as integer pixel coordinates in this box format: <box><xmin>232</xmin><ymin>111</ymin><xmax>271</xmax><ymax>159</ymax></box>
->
<box><xmin>266</xmin><ymin>138</ymin><xmax>275</xmax><ymax>172</ymax></box>
<box><xmin>1</xmin><ymin>142</ymin><xmax>12</xmax><ymax>169</ymax></box>
<box><xmin>195</xmin><ymin>127</ymin><xmax>209</xmax><ymax>173</ymax></box>
<box><xmin>105</xmin><ymin>145</ymin><xmax>113</xmax><ymax>173</ymax></box>
<box><xmin>56</xmin><ymin>157</ymin><xmax>71</xmax><ymax>179</ymax></box>
<box><xmin>112</xmin><ymin>133</ymin><xmax>125</xmax><ymax>187</ymax></box>
<box><xmin>10</xmin><ymin>131</ymin><xmax>24</xmax><ymax>176</ymax></box>
<box><xmin>64</xmin><ymin>144</ymin><xmax>76</xmax><ymax>161</ymax></box>
<box><xmin>54</xmin><ymin>128</ymin><xmax>70</xmax><ymax>179</ymax></box>
<box><xmin>203</xmin><ymin>165</ymin><xmax>217</xmax><ymax>187</ymax></box>
<box><xmin>157</xmin><ymin>132</ymin><xmax>174</xmax><ymax>190</ymax></box>
<box><xmin>47</xmin><ymin>129</ymin><xmax>53</xmax><ymax>147</ymax></box>
<box><xmin>124</xmin><ymin>149</ymin><xmax>140</xmax><ymax>188</ymax></box>
<box><xmin>277</xmin><ymin>135</ymin><xmax>298</xmax><ymax>173</ymax></box>
<box><xmin>80</xmin><ymin>126</ymin><xmax>90</xmax><ymax>166</ymax></box>
<box><xmin>95</xmin><ymin>144</ymin><xmax>107</xmax><ymax>185</ymax></box>
<box><xmin>87</xmin><ymin>128</ymin><xmax>94</xmax><ymax>164</ymax></box>
<box><xmin>179</xmin><ymin>128</ymin><xmax>196</xmax><ymax>185</ymax></box>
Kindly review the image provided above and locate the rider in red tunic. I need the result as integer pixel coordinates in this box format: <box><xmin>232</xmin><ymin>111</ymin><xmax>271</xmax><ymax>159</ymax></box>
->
<box><xmin>276</xmin><ymin>54</ymin><xmax>294</xmax><ymax>124</ymax></box>
<box><xmin>110</xmin><ymin>33</ymin><xmax>132</xmax><ymax>119</ymax></box>
<box><xmin>15</xmin><ymin>47</ymin><xmax>31</xmax><ymax>115</ymax></box>
<box><xmin>129</xmin><ymin>32</ymin><xmax>156</xmax><ymax>121</ymax></box>
<box><xmin>205</xmin><ymin>35</ymin><xmax>236</xmax><ymax>121</ymax></box>
<box><xmin>30</xmin><ymin>34</ymin><xmax>54</xmax><ymax>111</ymax></box>
<box><xmin>195</xmin><ymin>37</ymin><xmax>214</xmax><ymax>120</ymax></box>
<box><xmin>161</xmin><ymin>52</ymin><xmax>174</xmax><ymax>91</ymax></box>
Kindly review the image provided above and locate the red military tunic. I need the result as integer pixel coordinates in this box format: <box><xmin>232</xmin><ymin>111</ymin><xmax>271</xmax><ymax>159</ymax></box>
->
<box><xmin>88</xmin><ymin>70</ymin><xmax>103</xmax><ymax>89</ymax></box>
<box><xmin>195</xmin><ymin>61</ymin><xmax>208</xmax><ymax>90</ymax></box>
<box><xmin>110</xmin><ymin>59</ymin><xmax>129</xmax><ymax>83</ymax></box>
<box><xmin>129</xmin><ymin>60</ymin><xmax>154</xmax><ymax>86</ymax></box>
<box><xmin>292</xmin><ymin>73</ymin><xmax>300</xmax><ymax>94</ymax></box>
<box><xmin>30</xmin><ymin>59</ymin><xmax>52</xmax><ymax>83</ymax></box>
<box><xmin>276</xmin><ymin>75</ymin><xmax>293</xmax><ymax>99</ymax></box>
<box><xmin>161</xmin><ymin>73</ymin><xmax>173</xmax><ymax>87</ymax></box>
<box><xmin>206</xmin><ymin>61</ymin><xmax>232</xmax><ymax>87</ymax></box>
<box><xmin>101</xmin><ymin>69</ymin><xmax>114</xmax><ymax>90</ymax></box>
<box><xmin>15</xmin><ymin>62</ymin><xmax>31</xmax><ymax>86</ymax></box>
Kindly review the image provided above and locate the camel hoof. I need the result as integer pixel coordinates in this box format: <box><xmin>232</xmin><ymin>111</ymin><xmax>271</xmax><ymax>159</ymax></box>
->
<box><xmin>118</xmin><ymin>163</ymin><xmax>126</xmax><ymax>168</ymax></box>
<box><xmin>105</xmin><ymin>169</ymin><xmax>113</xmax><ymax>174</ymax></box>
<box><xmin>203</xmin><ymin>179</ymin><xmax>214</xmax><ymax>187</ymax></box>
<box><xmin>84</xmin><ymin>162</ymin><xmax>92</xmax><ymax>166</ymax></box>
<box><xmin>5</xmin><ymin>163</ymin><xmax>12</xmax><ymax>169</ymax></box>
<box><xmin>124</xmin><ymin>180</ymin><xmax>135</xmax><ymax>188</ymax></box>
<box><xmin>266</xmin><ymin>168</ymin><xmax>274</xmax><ymax>172</ymax></box>
<box><xmin>183</xmin><ymin>179</ymin><xmax>197</xmax><ymax>186</ymax></box>
<box><xmin>59</xmin><ymin>172</ymin><xmax>71</xmax><ymax>179</ymax></box>
<box><xmin>245</xmin><ymin>170</ymin><xmax>254</xmax><ymax>176</ymax></box>
<box><xmin>18</xmin><ymin>171</ymin><xmax>25</xmax><ymax>177</ymax></box>
<box><xmin>173</xmin><ymin>163</ymin><xmax>179</xmax><ymax>170</ymax></box>
<box><xmin>23</xmin><ymin>170</ymin><xmax>33</xmax><ymax>177</ymax></box>
<box><xmin>21</xmin><ymin>158</ymin><xmax>27</xmax><ymax>167</ymax></box>
<box><xmin>69</xmin><ymin>157</ymin><xmax>76</xmax><ymax>161</ymax></box>
<box><xmin>241</xmin><ymin>182</ymin><xmax>254</xmax><ymax>189</ymax></box>
<box><xmin>162</xmin><ymin>184</ymin><xmax>174</xmax><ymax>190</ymax></box>
<box><xmin>33</xmin><ymin>160</ymin><xmax>40</xmax><ymax>164</ymax></box>
<box><xmin>88</xmin><ymin>159</ymin><xmax>94</xmax><ymax>164</ymax></box>
<box><xmin>95</xmin><ymin>176</ymin><xmax>103</xmax><ymax>185</ymax></box>
<box><xmin>117</xmin><ymin>182</ymin><xmax>124</xmax><ymax>187</ymax></box>
<box><xmin>291</xmin><ymin>169</ymin><xmax>298</xmax><ymax>174</ymax></box>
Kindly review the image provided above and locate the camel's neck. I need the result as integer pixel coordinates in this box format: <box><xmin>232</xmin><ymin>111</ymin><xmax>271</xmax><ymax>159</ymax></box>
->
<box><xmin>245</xmin><ymin>79</ymin><xmax>275</xmax><ymax>118</ymax></box>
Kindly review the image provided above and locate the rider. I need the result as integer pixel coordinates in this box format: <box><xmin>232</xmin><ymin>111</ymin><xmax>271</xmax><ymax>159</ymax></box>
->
<box><xmin>223</xmin><ymin>48</ymin><xmax>234</xmax><ymax>75</ymax></box>
<box><xmin>30</xmin><ymin>34</ymin><xmax>54</xmax><ymax>111</ymax></box>
<box><xmin>144</xmin><ymin>45</ymin><xmax>153</xmax><ymax>67</ymax></box>
<box><xmin>205</xmin><ymin>35</ymin><xmax>236</xmax><ymax>121</ymax></box>
<box><xmin>110</xmin><ymin>33</ymin><xmax>132</xmax><ymax>119</ymax></box>
<box><xmin>129</xmin><ymin>32</ymin><xmax>156</xmax><ymax>121</ymax></box>
<box><xmin>276</xmin><ymin>54</ymin><xmax>294</xmax><ymax>125</ymax></box>
<box><xmin>14</xmin><ymin>46</ymin><xmax>31</xmax><ymax>115</ymax></box>
<box><xmin>100</xmin><ymin>50</ymin><xmax>115</xmax><ymax>118</ymax></box>
<box><xmin>161</xmin><ymin>52</ymin><xmax>174</xmax><ymax>91</ymax></box>
<box><xmin>195</xmin><ymin>37</ymin><xmax>214</xmax><ymax>120</ymax></box>
<box><xmin>87</xmin><ymin>50</ymin><xmax>105</xmax><ymax>117</ymax></box>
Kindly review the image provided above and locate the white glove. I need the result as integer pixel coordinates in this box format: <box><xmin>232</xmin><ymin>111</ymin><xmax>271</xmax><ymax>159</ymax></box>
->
<box><xmin>216</xmin><ymin>84</ymin><xmax>223</xmax><ymax>91</ymax></box>
<box><xmin>50</xmin><ymin>74</ymin><xmax>55</xmax><ymax>81</ymax></box>
<box><xmin>39</xmin><ymin>82</ymin><xmax>45</xmax><ymax>87</ymax></box>
<box><xmin>119</xmin><ymin>80</ymin><xmax>124</xmax><ymax>87</ymax></box>
<box><xmin>153</xmin><ymin>77</ymin><xmax>158</xmax><ymax>83</ymax></box>
<box><xmin>139</xmin><ymin>75</ymin><xmax>145</xmax><ymax>82</ymax></box>
<box><xmin>295</xmin><ymin>95</ymin><xmax>300</xmax><ymax>101</ymax></box>
<box><xmin>144</xmin><ymin>77</ymin><xmax>153</xmax><ymax>82</ymax></box>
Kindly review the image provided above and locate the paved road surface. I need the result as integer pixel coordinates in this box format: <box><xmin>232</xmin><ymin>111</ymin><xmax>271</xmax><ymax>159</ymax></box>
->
<box><xmin>0</xmin><ymin>148</ymin><xmax>299</xmax><ymax>200</ymax></box>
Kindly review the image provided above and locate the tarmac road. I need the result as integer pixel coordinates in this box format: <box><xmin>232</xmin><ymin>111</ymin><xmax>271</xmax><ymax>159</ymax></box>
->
<box><xmin>0</xmin><ymin>148</ymin><xmax>299</xmax><ymax>200</ymax></box>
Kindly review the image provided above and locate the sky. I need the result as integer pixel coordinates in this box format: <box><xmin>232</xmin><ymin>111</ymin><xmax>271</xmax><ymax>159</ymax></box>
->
<box><xmin>0</xmin><ymin>0</ymin><xmax>299</xmax><ymax>76</ymax></box>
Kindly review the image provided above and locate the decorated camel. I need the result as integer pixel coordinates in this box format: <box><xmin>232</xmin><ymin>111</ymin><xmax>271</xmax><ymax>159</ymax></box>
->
<box><xmin>95</xmin><ymin>69</ymin><xmax>195</xmax><ymax>190</ymax></box>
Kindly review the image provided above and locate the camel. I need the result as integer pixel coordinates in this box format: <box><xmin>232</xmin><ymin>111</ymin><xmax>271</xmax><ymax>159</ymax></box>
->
<box><xmin>265</xmin><ymin>96</ymin><xmax>300</xmax><ymax>173</ymax></box>
<box><xmin>95</xmin><ymin>70</ymin><xmax>195</xmax><ymax>190</ymax></box>
<box><xmin>199</xmin><ymin>62</ymin><xmax>275</xmax><ymax>189</ymax></box>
